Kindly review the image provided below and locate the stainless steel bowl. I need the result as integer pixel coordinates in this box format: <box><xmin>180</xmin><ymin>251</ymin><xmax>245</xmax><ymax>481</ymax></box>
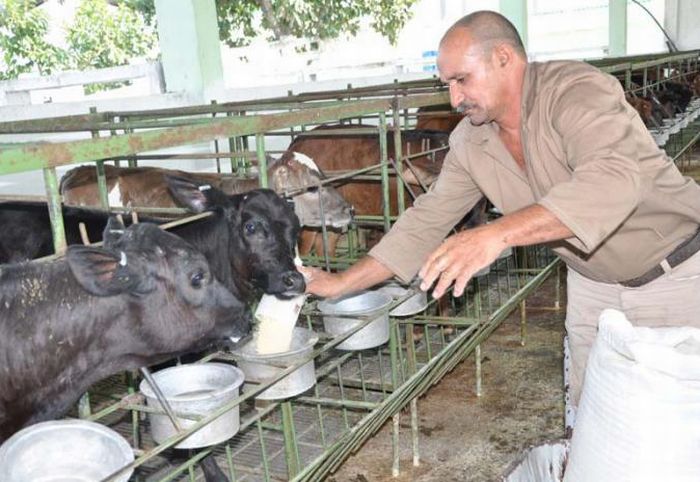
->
<box><xmin>377</xmin><ymin>282</ymin><xmax>428</xmax><ymax>317</ymax></box>
<box><xmin>233</xmin><ymin>327</ymin><xmax>318</xmax><ymax>400</ymax></box>
<box><xmin>140</xmin><ymin>362</ymin><xmax>244</xmax><ymax>449</ymax></box>
<box><xmin>0</xmin><ymin>419</ymin><xmax>134</xmax><ymax>482</ymax></box>
<box><xmin>318</xmin><ymin>291</ymin><xmax>393</xmax><ymax>350</ymax></box>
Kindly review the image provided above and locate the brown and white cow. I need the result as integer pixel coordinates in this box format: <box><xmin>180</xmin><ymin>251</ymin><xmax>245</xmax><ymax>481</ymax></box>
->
<box><xmin>287</xmin><ymin>123</ymin><xmax>457</xmax><ymax>256</ymax></box>
<box><xmin>59</xmin><ymin>152</ymin><xmax>353</xmax><ymax>230</ymax></box>
<box><xmin>415</xmin><ymin>104</ymin><xmax>465</xmax><ymax>132</ymax></box>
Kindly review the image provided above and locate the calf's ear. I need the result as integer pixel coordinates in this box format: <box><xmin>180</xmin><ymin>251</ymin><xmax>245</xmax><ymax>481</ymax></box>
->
<box><xmin>67</xmin><ymin>245</ymin><xmax>146</xmax><ymax>296</ymax></box>
<box><xmin>102</xmin><ymin>216</ymin><xmax>126</xmax><ymax>247</ymax></box>
<box><xmin>165</xmin><ymin>175</ymin><xmax>228</xmax><ymax>213</ymax></box>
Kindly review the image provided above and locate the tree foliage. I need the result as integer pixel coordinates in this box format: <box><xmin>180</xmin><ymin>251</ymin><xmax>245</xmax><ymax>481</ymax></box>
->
<box><xmin>118</xmin><ymin>0</ymin><xmax>418</xmax><ymax>48</ymax></box>
<box><xmin>215</xmin><ymin>0</ymin><xmax>418</xmax><ymax>47</ymax></box>
<box><xmin>0</xmin><ymin>0</ymin><xmax>155</xmax><ymax>85</ymax></box>
<box><xmin>0</xmin><ymin>0</ymin><xmax>418</xmax><ymax>82</ymax></box>
<box><xmin>117</xmin><ymin>0</ymin><xmax>417</xmax><ymax>47</ymax></box>
<box><xmin>0</xmin><ymin>0</ymin><xmax>68</xmax><ymax>80</ymax></box>
<box><xmin>65</xmin><ymin>0</ymin><xmax>156</xmax><ymax>70</ymax></box>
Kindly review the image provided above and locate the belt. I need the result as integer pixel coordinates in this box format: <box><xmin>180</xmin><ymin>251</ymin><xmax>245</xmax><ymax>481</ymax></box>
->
<box><xmin>619</xmin><ymin>227</ymin><xmax>700</xmax><ymax>288</ymax></box>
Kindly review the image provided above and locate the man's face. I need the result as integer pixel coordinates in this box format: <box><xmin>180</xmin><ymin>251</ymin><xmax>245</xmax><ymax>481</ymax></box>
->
<box><xmin>437</xmin><ymin>31</ymin><xmax>501</xmax><ymax>126</ymax></box>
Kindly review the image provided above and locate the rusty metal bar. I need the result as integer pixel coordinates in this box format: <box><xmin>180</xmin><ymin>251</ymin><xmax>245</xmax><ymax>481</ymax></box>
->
<box><xmin>0</xmin><ymin>93</ymin><xmax>449</xmax><ymax>176</ymax></box>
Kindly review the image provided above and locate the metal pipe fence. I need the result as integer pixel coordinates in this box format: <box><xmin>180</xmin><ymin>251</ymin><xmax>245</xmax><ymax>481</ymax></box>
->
<box><xmin>80</xmin><ymin>246</ymin><xmax>559</xmax><ymax>481</ymax></box>
<box><xmin>1</xmin><ymin>49</ymin><xmax>699</xmax><ymax>481</ymax></box>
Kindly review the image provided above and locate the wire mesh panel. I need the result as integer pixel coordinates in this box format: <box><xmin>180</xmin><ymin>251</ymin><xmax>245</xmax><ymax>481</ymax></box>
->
<box><xmin>67</xmin><ymin>245</ymin><xmax>558</xmax><ymax>482</ymax></box>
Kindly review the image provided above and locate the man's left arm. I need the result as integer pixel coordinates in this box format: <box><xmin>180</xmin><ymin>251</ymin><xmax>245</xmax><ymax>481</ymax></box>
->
<box><xmin>420</xmin><ymin>204</ymin><xmax>572</xmax><ymax>298</ymax></box>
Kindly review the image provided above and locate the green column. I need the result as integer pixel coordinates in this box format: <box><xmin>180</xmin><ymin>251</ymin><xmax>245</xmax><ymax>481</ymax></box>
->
<box><xmin>608</xmin><ymin>0</ymin><xmax>628</xmax><ymax>57</ymax></box>
<box><xmin>499</xmin><ymin>0</ymin><xmax>528</xmax><ymax>49</ymax></box>
<box><xmin>154</xmin><ymin>0</ymin><xmax>224</xmax><ymax>100</ymax></box>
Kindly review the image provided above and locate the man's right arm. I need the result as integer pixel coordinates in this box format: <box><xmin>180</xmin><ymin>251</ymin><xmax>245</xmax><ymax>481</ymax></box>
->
<box><xmin>300</xmin><ymin>256</ymin><xmax>394</xmax><ymax>299</ymax></box>
<box><xmin>302</xmin><ymin>137</ymin><xmax>481</xmax><ymax>299</ymax></box>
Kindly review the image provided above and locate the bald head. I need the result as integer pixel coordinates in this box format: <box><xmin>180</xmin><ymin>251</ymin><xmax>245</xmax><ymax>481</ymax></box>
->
<box><xmin>441</xmin><ymin>11</ymin><xmax>526</xmax><ymax>58</ymax></box>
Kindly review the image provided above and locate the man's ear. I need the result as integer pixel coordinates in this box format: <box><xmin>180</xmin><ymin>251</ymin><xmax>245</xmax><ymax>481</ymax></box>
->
<box><xmin>494</xmin><ymin>43</ymin><xmax>511</xmax><ymax>68</ymax></box>
<box><xmin>66</xmin><ymin>245</ymin><xmax>151</xmax><ymax>296</ymax></box>
<box><xmin>166</xmin><ymin>175</ymin><xmax>231</xmax><ymax>213</ymax></box>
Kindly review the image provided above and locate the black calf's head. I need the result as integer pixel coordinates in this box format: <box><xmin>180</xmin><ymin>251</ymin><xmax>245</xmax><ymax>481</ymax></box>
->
<box><xmin>234</xmin><ymin>189</ymin><xmax>305</xmax><ymax>298</ymax></box>
<box><xmin>67</xmin><ymin>218</ymin><xmax>250</xmax><ymax>353</ymax></box>
<box><xmin>166</xmin><ymin>176</ymin><xmax>305</xmax><ymax>300</ymax></box>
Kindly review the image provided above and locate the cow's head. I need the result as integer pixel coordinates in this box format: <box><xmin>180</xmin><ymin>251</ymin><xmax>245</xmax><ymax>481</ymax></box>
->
<box><xmin>270</xmin><ymin>151</ymin><xmax>353</xmax><ymax>229</ymax></box>
<box><xmin>66</xmin><ymin>218</ymin><xmax>251</xmax><ymax>352</ymax></box>
<box><xmin>166</xmin><ymin>176</ymin><xmax>306</xmax><ymax>300</ymax></box>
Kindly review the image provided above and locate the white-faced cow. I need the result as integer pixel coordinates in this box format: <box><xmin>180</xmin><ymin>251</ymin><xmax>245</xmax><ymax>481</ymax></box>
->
<box><xmin>59</xmin><ymin>151</ymin><xmax>353</xmax><ymax>230</ymax></box>
<box><xmin>0</xmin><ymin>219</ymin><xmax>250</xmax><ymax>441</ymax></box>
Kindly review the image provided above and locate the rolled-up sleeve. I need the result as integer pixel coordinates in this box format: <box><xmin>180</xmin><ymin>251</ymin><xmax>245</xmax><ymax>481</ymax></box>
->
<box><xmin>538</xmin><ymin>74</ymin><xmax>642</xmax><ymax>253</ymax></box>
<box><xmin>369</xmin><ymin>143</ymin><xmax>483</xmax><ymax>283</ymax></box>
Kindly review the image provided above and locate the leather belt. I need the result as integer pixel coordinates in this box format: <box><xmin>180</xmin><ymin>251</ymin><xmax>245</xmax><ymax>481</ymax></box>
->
<box><xmin>619</xmin><ymin>227</ymin><xmax>700</xmax><ymax>288</ymax></box>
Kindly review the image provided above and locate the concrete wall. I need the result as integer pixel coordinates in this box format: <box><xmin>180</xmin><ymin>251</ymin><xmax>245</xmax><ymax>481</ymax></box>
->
<box><xmin>665</xmin><ymin>0</ymin><xmax>700</xmax><ymax>50</ymax></box>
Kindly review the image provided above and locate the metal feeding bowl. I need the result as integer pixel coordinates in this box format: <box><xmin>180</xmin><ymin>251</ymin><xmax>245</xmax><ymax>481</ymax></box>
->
<box><xmin>376</xmin><ymin>282</ymin><xmax>429</xmax><ymax>317</ymax></box>
<box><xmin>0</xmin><ymin>419</ymin><xmax>134</xmax><ymax>482</ymax></box>
<box><xmin>318</xmin><ymin>291</ymin><xmax>393</xmax><ymax>350</ymax></box>
<box><xmin>140</xmin><ymin>362</ymin><xmax>244</xmax><ymax>449</ymax></box>
<box><xmin>233</xmin><ymin>327</ymin><xmax>318</xmax><ymax>400</ymax></box>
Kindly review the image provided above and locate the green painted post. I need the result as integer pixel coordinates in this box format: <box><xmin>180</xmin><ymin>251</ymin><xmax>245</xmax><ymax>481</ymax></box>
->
<box><xmin>153</xmin><ymin>0</ymin><xmax>223</xmax><ymax>100</ymax></box>
<box><xmin>89</xmin><ymin>108</ymin><xmax>110</xmax><ymax>211</ymax></box>
<box><xmin>499</xmin><ymin>0</ymin><xmax>528</xmax><ymax>49</ymax></box>
<box><xmin>95</xmin><ymin>160</ymin><xmax>109</xmax><ymax>211</ymax></box>
<box><xmin>123</xmin><ymin>118</ymin><xmax>137</xmax><ymax>168</ymax></box>
<box><xmin>256</xmin><ymin>133</ymin><xmax>268</xmax><ymax>188</ymax></box>
<box><xmin>211</xmin><ymin>100</ymin><xmax>222</xmax><ymax>173</ymax></box>
<box><xmin>378</xmin><ymin>113</ymin><xmax>391</xmax><ymax>233</ymax></box>
<box><xmin>43</xmin><ymin>167</ymin><xmax>66</xmax><ymax>255</ymax></box>
<box><xmin>608</xmin><ymin>0</ymin><xmax>628</xmax><ymax>57</ymax></box>
<box><xmin>392</xmin><ymin>101</ymin><xmax>405</xmax><ymax>214</ymax></box>
<box><xmin>281</xmin><ymin>401</ymin><xmax>301</xmax><ymax>478</ymax></box>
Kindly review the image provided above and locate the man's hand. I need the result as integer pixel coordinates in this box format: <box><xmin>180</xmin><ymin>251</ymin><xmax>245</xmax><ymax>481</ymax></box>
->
<box><xmin>418</xmin><ymin>204</ymin><xmax>573</xmax><ymax>299</ymax></box>
<box><xmin>299</xmin><ymin>256</ymin><xmax>395</xmax><ymax>300</ymax></box>
<box><xmin>298</xmin><ymin>266</ymin><xmax>345</xmax><ymax>299</ymax></box>
<box><xmin>419</xmin><ymin>224</ymin><xmax>507</xmax><ymax>299</ymax></box>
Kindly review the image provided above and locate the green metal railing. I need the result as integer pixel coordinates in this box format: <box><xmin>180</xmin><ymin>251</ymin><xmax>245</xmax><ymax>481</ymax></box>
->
<box><xmin>1</xmin><ymin>49</ymin><xmax>699</xmax><ymax>481</ymax></box>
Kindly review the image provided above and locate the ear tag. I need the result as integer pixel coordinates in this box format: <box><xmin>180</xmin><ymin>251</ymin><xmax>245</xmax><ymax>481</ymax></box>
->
<box><xmin>109</xmin><ymin>229</ymin><xmax>125</xmax><ymax>234</ymax></box>
<box><xmin>119</xmin><ymin>251</ymin><xmax>128</xmax><ymax>267</ymax></box>
<box><xmin>198</xmin><ymin>184</ymin><xmax>212</xmax><ymax>192</ymax></box>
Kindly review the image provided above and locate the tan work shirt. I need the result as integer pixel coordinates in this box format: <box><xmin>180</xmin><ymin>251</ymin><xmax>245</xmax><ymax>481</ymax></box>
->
<box><xmin>370</xmin><ymin>60</ymin><xmax>700</xmax><ymax>284</ymax></box>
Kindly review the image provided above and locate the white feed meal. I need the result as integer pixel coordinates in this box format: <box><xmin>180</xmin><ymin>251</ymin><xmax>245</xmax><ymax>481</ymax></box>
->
<box><xmin>254</xmin><ymin>294</ymin><xmax>305</xmax><ymax>354</ymax></box>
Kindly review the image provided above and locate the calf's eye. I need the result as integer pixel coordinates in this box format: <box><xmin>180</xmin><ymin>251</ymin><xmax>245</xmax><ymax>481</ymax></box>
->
<box><xmin>190</xmin><ymin>272</ymin><xmax>206</xmax><ymax>289</ymax></box>
<box><xmin>244</xmin><ymin>222</ymin><xmax>256</xmax><ymax>235</ymax></box>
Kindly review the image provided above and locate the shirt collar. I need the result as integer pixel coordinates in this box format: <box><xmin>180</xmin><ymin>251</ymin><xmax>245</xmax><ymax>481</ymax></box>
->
<box><xmin>521</xmin><ymin>61</ymin><xmax>538</xmax><ymax>125</ymax></box>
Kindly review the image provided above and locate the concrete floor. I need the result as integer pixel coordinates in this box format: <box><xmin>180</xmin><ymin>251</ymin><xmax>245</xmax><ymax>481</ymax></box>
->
<box><xmin>329</xmin><ymin>274</ymin><xmax>567</xmax><ymax>482</ymax></box>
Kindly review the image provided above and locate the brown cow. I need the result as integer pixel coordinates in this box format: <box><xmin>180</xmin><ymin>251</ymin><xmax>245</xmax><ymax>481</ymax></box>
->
<box><xmin>625</xmin><ymin>94</ymin><xmax>653</xmax><ymax>126</ymax></box>
<box><xmin>415</xmin><ymin>104</ymin><xmax>465</xmax><ymax>132</ymax></box>
<box><xmin>692</xmin><ymin>73</ymin><xmax>700</xmax><ymax>97</ymax></box>
<box><xmin>60</xmin><ymin>152</ymin><xmax>353</xmax><ymax>229</ymax></box>
<box><xmin>289</xmin><ymin>124</ymin><xmax>455</xmax><ymax>256</ymax></box>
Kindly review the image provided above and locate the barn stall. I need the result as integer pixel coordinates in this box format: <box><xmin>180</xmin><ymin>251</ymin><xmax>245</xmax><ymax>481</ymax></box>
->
<box><xmin>0</xmin><ymin>49</ymin><xmax>700</xmax><ymax>481</ymax></box>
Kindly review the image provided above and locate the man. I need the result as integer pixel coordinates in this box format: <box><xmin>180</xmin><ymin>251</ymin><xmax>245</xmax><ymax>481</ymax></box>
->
<box><xmin>301</xmin><ymin>11</ymin><xmax>700</xmax><ymax>416</ymax></box>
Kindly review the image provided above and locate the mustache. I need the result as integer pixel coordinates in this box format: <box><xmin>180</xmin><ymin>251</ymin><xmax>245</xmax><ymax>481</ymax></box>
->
<box><xmin>455</xmin><ymin>102</ymin><xmax>477</xmax><ymax>114</ymax></box>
